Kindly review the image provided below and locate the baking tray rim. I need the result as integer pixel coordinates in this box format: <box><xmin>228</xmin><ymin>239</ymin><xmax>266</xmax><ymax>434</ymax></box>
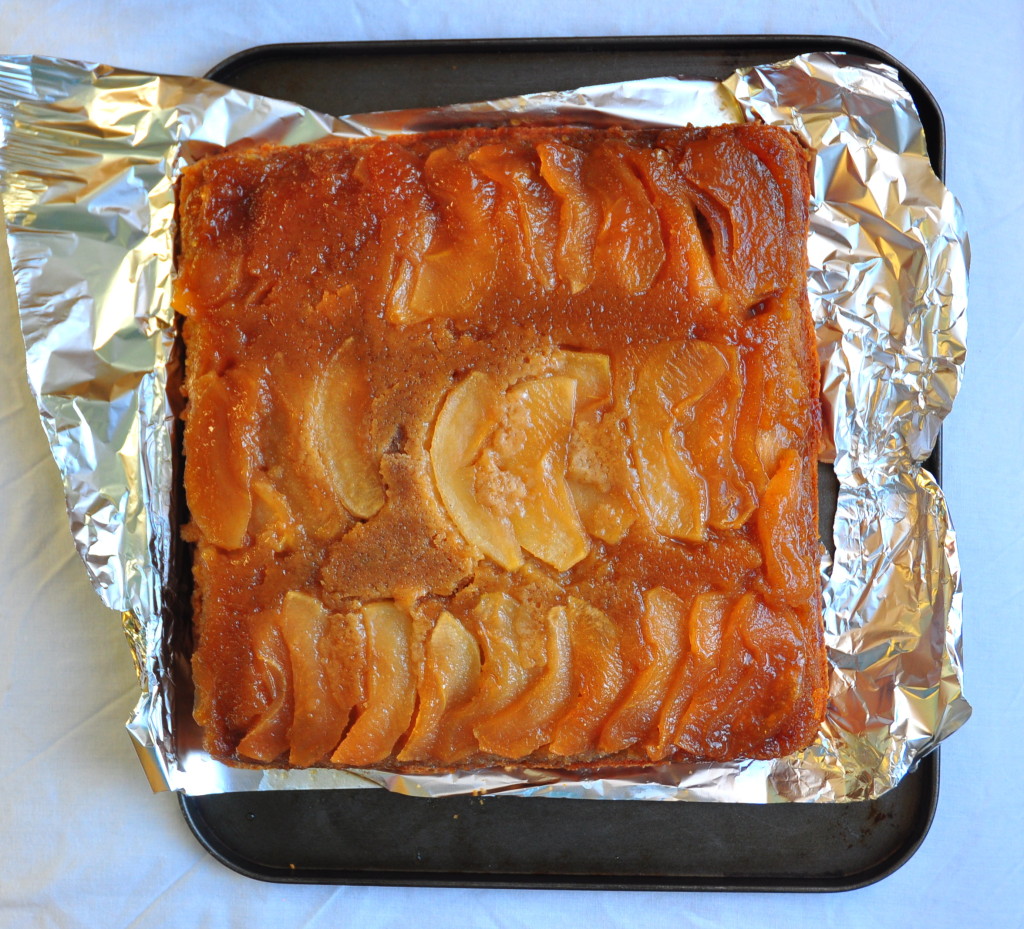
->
<box><xmin>178</xmin><ymin>758</ymin><xmax>940</xmax><ymax>892</ymax></box>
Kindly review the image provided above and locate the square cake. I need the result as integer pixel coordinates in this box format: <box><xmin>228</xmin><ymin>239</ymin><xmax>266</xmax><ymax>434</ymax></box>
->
<box><xmin>175</xmin><ymin>124</ymin><xmax>826</xmax><ymax>770</ymax></box>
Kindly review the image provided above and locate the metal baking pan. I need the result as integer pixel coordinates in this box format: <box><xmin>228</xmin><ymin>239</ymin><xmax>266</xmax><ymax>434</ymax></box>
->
<box><xmin>180</xmin><ymin>35</ymin><xmax>943</xmax><ymax>891</ymax></box>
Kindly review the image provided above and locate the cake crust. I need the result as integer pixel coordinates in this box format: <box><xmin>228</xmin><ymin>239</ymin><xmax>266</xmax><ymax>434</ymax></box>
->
<box><xmin>176</xmin><ymin>124</ymin><xmax>825</xmax><ymax>771</ymax></box>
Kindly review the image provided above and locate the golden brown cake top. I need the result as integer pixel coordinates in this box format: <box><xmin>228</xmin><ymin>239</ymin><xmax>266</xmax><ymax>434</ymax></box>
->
<box><xmin>176</xmin><ymin>123</ymin><xmax>825</xmax><ymax>771</ymax></box>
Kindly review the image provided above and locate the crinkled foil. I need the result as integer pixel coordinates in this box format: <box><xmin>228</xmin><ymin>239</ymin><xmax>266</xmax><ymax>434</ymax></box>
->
<box><xmin>0</xmin><ymin>51</ymin><xmax>970</xmax><ymax>801</ymax></box>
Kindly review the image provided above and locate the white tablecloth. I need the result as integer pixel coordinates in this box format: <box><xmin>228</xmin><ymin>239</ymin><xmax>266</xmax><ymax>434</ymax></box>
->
<box><xmin>2</xmin><ymin>2</ymin><xmax>1021</xmax><ymax>926</ymax></box>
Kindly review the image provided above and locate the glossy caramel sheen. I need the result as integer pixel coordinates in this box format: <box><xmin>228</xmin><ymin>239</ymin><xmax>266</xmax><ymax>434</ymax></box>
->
<box><xmin>177</xmin><ymin>125</ymin><xmax>825</xmax><ymax>770</ymax></box>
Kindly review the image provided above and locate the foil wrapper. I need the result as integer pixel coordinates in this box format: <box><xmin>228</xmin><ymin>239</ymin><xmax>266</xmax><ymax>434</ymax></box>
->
<box><xmin>0</xmin><ymin>51</ymin><xmax>970</xmax><ymax>801</ymax></box>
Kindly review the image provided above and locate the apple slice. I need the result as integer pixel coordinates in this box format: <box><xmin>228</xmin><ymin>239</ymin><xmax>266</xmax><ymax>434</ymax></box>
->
<box><xmin>474</xmin><ymin>605</ymin><xmax>573</xmax><ymax>758</ymax></box>
<box><xmin>553</xmin><ymin>349</ymin><xmax>611</xmax><ymax>411</ymax></box>
<box><xmin>435</xmin><ymin>593</ymin><xmax>536</xmax><ymax>761</ymax></box>
<box><xmin>586</xmin><ymin>141</ymin><xmax>665</xmax><ymax>294</ymax></box>
<box><xmin>278</xmin><ymin>591</ymin><xmax>352</xmax><ymax>766</ymax></box>
<box><xmin>304</xmin><ymin>337</ymin><xmax>384</xmax><ymax>520</ymax></box>
<box><xmin>319</xmin><ymin>608</ymin><xmax>367</xmax><ymax>743</ymax></box>
<box><xmin>673</xmin><ymin>595</ymin><xmax>803</xmax><ymax>759</ymax></box>
<box><xmin>353</xmin><ymin>141</ymin><xmax>435</xmax><ymax>324</ymax></box>
<box><xmin>554</xmin><ymin>352</ymin><xmax>635</xmax><ymax>542</ymax></box>
<box><xmin>734</xmin><ymin>600</ymin><xmax>803</xmax><ymax>739</ymax></box>
<box><xmin>648</xmin><ymin>592</ymin><xmax>727</xmax><ymax>758</ymax></box>
<box><xmin>685</xmin><ymin>343</ymin><xmax>756</xmax><ymax>532</ymax></box>
<box><xmin>399</xmin><ymin>611</ymin><xmax>482</xmax><ymax>762</ymax></box>
<box><xmin>672</xmin><ymin>596</ymin><xmax>753</xmax><ymax>758</ymax></box>
<box><xmin>430</xmin><ymin>372</ymin><xmax>523</xmax><ymax>570</ymax></box>
<box><xmin>687</xmin><ymin>591</ymin><xmax>731</xmax><ymax>664</ymax></box>
<box><xmin>630</xmin><ymin>340</ymin><xmax>727</xmax><ymax>541</ymax></box>
<box><xmin>549</xmin><ymin>598</ymin><xmax>626</xmax><ymax>758</ymax></box>
<box><xmin>236</xmin><ymin>611</ymin><xmax>293</xmax><ymax>763</ymax></box>
<box><xmin>678</xmin><ymin>133</ymin><xmax>789</xmax><ymax>306</ymax></box>
<box><xmin>331</xmin><ymin>601</ymin><xmax>416</xmax><ymax>766</ymax></box>
<box><xmin>407</xmin><ymin>147</ymin><xmax>498</xmax><ymax>322</ymax></box>
<box><xmin>185</xmin><ymin>368</ymin><xmax>260</xmax><ymax>550</ymax></box>
<box><xmin>537</xmin><ymin>141</ymin><xmax>600</xmax><ymax>294</ymax></box>
<box><xmin>598</xmin><ymin>587</ymin><xmax>685</xmax><ymax>754</ymax></box>
<box><xmin>735</xmin><ymin>306</ymin><xmax>810</xmax><ymax>494</ymax></box>
<box><xmin>757</xmin><ymin>449</ymin><xmax>816</xmax><ymax>605</ymax></box>
<box><xmin>554</xmin><ymin>350</ymin><xmax>638</xmax><ymax>544</ymax></box>
<box><xmin>494</xmin><ymin>375</ymin><xmax>589</xmax><ymax>572</ymax></box>
<box><xmin>469</xmin><ymin>142</ymin><xmax>559</xmax><ymax>292</ymax></box>
<box><xmin>263</xmin><ymin>364</ymin><xmax>344</xmax><ymax>543</ymax></box>
<box><xmin>248</xmin><ymin>476</ymin><xmax>298</xmax><ymax>552</ymax></box>
<box><xmin>628</xmin><ymin>146</ymin><xmax>722</xmax><ymax>308</ymax></box>
<box><xmin>566</xmin><ymin>478</ymin><xmax>635</xmax><ymax>545</ymax></box>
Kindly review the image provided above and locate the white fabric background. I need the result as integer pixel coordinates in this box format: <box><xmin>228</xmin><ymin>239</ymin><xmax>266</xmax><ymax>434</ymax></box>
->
<box><xmin>1</xmin><ymin>1</ymin><xmax>1021</xmax><ymax>926</ymax></box>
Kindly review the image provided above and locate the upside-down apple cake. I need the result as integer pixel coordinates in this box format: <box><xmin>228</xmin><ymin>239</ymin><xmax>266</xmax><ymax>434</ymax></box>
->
<box><xmin>175</xmin><ymin>123</ymin><xmax>826</xmax><ymax>770</ymax></box>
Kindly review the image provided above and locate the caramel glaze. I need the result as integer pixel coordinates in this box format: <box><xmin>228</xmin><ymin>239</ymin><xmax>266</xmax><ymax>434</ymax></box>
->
<box><xmin>177</xmin><ymin>124</ymin><xmax>825</xmax><ymax>770</ymax></box>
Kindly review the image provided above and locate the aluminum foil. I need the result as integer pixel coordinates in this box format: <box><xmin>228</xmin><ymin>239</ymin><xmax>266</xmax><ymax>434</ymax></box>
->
<box><xmin>0</xmin><ymin>51</ymin><xmax>970</xmax><ymax>801</ymax></box>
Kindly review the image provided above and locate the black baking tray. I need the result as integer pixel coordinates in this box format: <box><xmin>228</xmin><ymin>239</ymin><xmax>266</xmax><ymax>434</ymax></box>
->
<box><xmin>180</xmin><ymin>35</ymin><xmax>943</xmax><ymax>891</ymax></box>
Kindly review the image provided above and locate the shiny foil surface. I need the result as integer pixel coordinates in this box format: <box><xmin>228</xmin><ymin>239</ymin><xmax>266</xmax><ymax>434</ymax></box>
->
<box><xmin>0</xmin><ymin>51</ymin><xmax>970</xmax><ymax>800</ymax></box>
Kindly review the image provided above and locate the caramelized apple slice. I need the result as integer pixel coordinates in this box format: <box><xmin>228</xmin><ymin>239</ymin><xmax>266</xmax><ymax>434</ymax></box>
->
<box><xmin>630</xmin><ymin>341</ymin><xmax>727</xmax><ymax>541</ymax></box>
<box><xmin>599</xmin><ymin>587</ymin><xmax>686</xmax><ymax>754</ymax></box>
<box><xmin>673</xmin><ymin>595</ymin><xmax>803</xmax><ymax>759</ymax></box>
<box><xmin>679</xmin><ymin>134</ymin><xmax>789</xmax><ymax>305</ymax></box>
<box><xmin>353</xmin><ymin>141</ymin><xmax>436</xmax><ymax>324</ymax></box>
<box><xmin>278</xmin><ymin>592</ymin><xmax>351</xmax><ymax>766</ymax></box>
<box><xmin>648</xmin><ymin>592</ymin><xmax>728</xmax><ymax>758</ymax></box>
<box><xmin>687</xmin><ymin>344</ymin><xmax>756</xmax><ymax>531</ymax></box>
<box><xmin>553</xmin><ymin>349</ymin><xmax>611</xmax><ymax>411</ymax></box>
<box><xmin>736</xmin><ymin>307</ymin><xmax>810</xmax><ymax>494</ymax></box>
<box><xmin>399</xmin><ymin>611</ymin><xmax>482</xmax><ymax>762</ymax></box>
<box><xmin>756</xmin><ymin>424</ymin><xmax>792</xmax><ymax>482</ymax></box>
<box><xmin>407</xmin><ymin>147</ymin><xmax>498</xmax><ymax>321</ymax></box>
<box><xmin>236</xmin><ymin>612</ymin><xmax>293</xmax><ymax>763</ymax></box>
<box><xmin>493</xmin><ymin>376</ymin><xmax>589</xmax><ymax>572</ymax></box>
<box><xmin>733</xmin><ymin>355</ymin><xmax>771</xmax><ymax>496</ymax></box>
<box><xmin>629</xmin><ymin>146</ymin><xmax>722</xmax><ymax>308</ymax></box>
<box><xmin>331</xmin><ymin>601</ymin><xmax>416</xmax><ymax>766</ymax></box>
<box><xmin>554</xmin><ymin>350</ymin><xmax>638</xmax><ymax>544</ymax></box>
<box><xmin>549</xmin><ymin>598</ymin><xmax>626</xmax><ymax>757</ymax></box>
<box><xmin>469</xmin><ymin>143</ymin><xmax>559</xmax><ymax>292</ymax></box>
<box><xmin>185</xmin><ymin>368</ymin><xmax>260</xmax><ymax>550</ymax></box>
<box><xmin>757</xmin><ymin>450</ymin><xmax>817</xmax><ymax>605</ymax></box>
<box><xmin>305</xmin><ymin>338</ymin><xmax>384</xmax><ymax>520</ymax></box>
<box><xmin>731</xmin><ymin>601</ymin><xmax>804</xmax><ymax>744</ymax></box>
<box><xmin>475</xmin><ymin>605</ymin><xmax>573</xmax><ymax>758</ymax></box>
<box><xmin>566</xmin><ymin>479</ymin><xmax>635</xmax><ymax>545</ymax></box>
<box><xmin>431</xmin><ymin>372</ymin><xmax>523</xmax><ymax>570</ymax></box>
<box><xmin>586</xmin><ymin>141</ymin><xmax>665</xmax><ymax>294</ymax></box>
<box><xmin>249</xmin><ymin>476</ymin><xmax>298</xmax><ymax>552</ymax></box>
<box><xmin>672</xmin><ymin>595</ymin><xmax>753</xmax><ymax>757</ymax></box>
<box><xmin>687</xmin><ymin>591</ymin><xmax>730</xmax><ymax>664</ymax></box>
<box><xmin>320</xmin><ymin>608</ymin><xmax>367</xmax><ymax>741</ymax></box>
<box><xmin>734</xmin><ymin>127</ymin><xmax>812</xmax><ymax>234</ymax></box>
<box><xmin>537</xmin><ymin>141</ymin><xmax>600</xmax><ymax>293</ymax></box>
<box><xmin>435</xmin><ymin>593</ymin><xmax>536</xmax><ymax>760</ymax></box>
